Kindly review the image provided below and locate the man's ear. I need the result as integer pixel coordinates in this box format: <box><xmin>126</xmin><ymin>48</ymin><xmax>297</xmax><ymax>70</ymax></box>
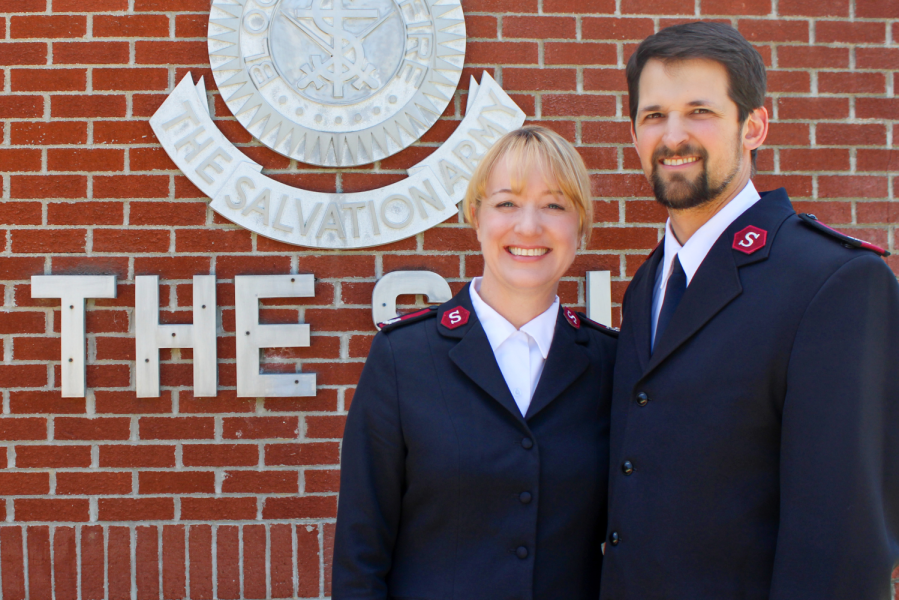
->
<box><xmin>630</xmin><ymin>121</ymin><xmax>638</xmax><ymax>148</ymax></box>
<box><xmin>743</xmin><ymin>106</ymin><xmax>768</xmax><ymax>152</ymax></box>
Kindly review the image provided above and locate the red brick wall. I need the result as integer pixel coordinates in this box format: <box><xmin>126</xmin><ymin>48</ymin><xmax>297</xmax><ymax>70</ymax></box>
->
<box><xmin>1</xmin><ymin>0</ymin><xmax>897</xmax><ymax>596</ymax></box>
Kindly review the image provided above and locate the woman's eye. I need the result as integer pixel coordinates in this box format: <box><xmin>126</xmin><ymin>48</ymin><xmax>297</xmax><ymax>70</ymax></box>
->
<box><xmin>496</xmin><ymin>201</ymin><xmax>515</xmax><ymax>208</ymax></box>
<box><xmin>547</xmin><ymin>203</ymin><xmax>566</xmax><ymax>210</ymax></box>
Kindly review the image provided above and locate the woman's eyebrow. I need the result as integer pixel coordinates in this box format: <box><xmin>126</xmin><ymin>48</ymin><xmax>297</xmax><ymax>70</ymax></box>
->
<box><xmin>490</xmin><ymin>187</ymin><xmax>565</xmax><ymax>197</ymax></box>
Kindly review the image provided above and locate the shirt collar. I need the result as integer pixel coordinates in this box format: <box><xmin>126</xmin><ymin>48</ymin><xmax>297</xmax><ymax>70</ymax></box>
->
<box><xmin>469</xmin><ymin>277</ymin><xmax>558</xmax><ymax>359</ymax></box>
<box><xmin>660</xmin><ymin>180</ymin><xmax>761</xmax><ymax>288</ymax></box>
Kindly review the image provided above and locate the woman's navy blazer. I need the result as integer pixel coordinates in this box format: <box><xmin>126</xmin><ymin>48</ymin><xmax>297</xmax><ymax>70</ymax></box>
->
<box><xmin>332</xmin><ymin>284</ymin><xmax>617</xmax><ymax>600</ymax></box>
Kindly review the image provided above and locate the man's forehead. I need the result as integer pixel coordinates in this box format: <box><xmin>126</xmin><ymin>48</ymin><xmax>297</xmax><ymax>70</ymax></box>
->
<box><xmin>637</xmin><ymin>58</ymin><xmax>731</xmax><ymax>106</ymax></box>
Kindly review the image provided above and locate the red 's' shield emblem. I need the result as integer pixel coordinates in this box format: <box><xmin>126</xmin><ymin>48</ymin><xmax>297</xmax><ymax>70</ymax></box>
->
<box><xmin>564</xmin><ymin>307</ymin><xmax>580</xmax><ymax>329</ymax></box>
<box><xmin>733</xmin><ymin>225</ymin><xmax>767</xmax><ymax>255</ymax></box>
<box><xmin>440</xmin><ymin>306</ymin><xmax>470</xmax><ymax>329</ymax></box>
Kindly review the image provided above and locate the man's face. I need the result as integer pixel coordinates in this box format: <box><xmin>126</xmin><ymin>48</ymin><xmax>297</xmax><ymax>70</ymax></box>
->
<box><xmin>632</xmin><ymin>58</ymin><xmax>750</xmax><ymax>210</ymax></box>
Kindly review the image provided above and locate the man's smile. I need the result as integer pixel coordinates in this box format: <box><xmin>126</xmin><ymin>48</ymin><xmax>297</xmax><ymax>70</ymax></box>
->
<box><xmin>660</xmin><ymin>156</ymin><xmax>701</xmax><ymax>167</ymax></box>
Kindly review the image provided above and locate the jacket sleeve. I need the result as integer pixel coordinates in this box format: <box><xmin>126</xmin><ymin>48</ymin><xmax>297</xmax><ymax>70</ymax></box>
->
<box><xmin>332</xmin><ymin>332</ymin><xmax>405</xmax><ymax>600</ymax></box>
<box><xmin>770</xmin><ymin>254</ymin><xmax>899</xmax><ymax>600</ymax></box>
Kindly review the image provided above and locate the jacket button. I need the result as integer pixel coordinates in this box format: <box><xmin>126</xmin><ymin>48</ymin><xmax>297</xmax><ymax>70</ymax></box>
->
<box><xmin>521</xmin><ymin>438</ymin><xmax>534</xmax><ymax>449</ymax></box>
<box><xmin>519</xmin><ymin>491</ymin><xmax>532</xmax><ymax>504</ymax></box>
<box><xmin>516</xmin><ymin>546</ymin><xmax>528</xmax><ymax>559</ymax></box>
<box><xmin>622</xmin><ymin>461</ymin><xmax>634</xmax><ymax>475</ymax></box>
<box><xmin>609</xmin><ymin>531</ymin><xmax>620</xmax><ymax>546</ymax></box>
<box><xmin>636</xmin><ymin>392</ymin><xmax>649</xmax><ymax>406</ymax></box>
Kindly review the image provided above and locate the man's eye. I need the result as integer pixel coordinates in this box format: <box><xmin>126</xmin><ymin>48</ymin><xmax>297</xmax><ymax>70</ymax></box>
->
<box><xmin>693</xmin><ymin>108</ymin><xmax>711</xmax><ymax>114</ymax></box>
<box><xmin>645</xmin><ymin>113</ymin><xmax>663</xmax><ymax>120</ymax></box>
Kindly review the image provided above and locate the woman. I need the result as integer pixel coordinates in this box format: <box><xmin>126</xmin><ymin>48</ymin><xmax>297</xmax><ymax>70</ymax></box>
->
<box><xmin>332</xmin><ymin>126</ymin><xmax>617</xmax><ymax>600</ymax></box>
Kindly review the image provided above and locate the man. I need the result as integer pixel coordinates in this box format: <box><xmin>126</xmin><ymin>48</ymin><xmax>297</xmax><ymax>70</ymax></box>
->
<box><xmin>601</xmin><ymin>22</ymin><xmax>899</xmax><ymax>599</ymax></box>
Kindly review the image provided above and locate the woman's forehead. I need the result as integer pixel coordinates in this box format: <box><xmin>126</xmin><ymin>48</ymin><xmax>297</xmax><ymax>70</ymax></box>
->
<box><xmin>488</xmin><ymin>153</ymin><xmax>560</xmax><ymax>189</ymax></box>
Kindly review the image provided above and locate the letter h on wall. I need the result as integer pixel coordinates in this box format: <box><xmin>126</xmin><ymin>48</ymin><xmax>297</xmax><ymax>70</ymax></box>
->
<box><xmin>136</xmin><ymin>276</ymin><xmax>218</xmax><ymax>398</ymax></box>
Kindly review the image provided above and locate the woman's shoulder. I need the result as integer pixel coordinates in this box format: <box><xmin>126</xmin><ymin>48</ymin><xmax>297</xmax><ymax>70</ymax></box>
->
<box><xmin>575</xmin><ymin>312</ymin><xmax>619</xmax><ymax>340</ymax></box>
<box><xmin>376</xmin><ymin>306</ymin><xmax>439</xmax><ymax>333</ymax></box>
<box><xmin>568</xmin><ymin>310</ymin><xmax>618</xmax><ymax>358</ymax></box>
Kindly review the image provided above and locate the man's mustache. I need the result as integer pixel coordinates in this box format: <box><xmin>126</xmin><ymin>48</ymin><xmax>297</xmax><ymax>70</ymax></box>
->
<box><xmin>651</xmin><ymin>145</ymin><xmax>708</xmax><ymax>163</ymax></box>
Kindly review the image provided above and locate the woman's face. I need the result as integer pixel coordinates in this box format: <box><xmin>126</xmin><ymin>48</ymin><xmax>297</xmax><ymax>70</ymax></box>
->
<box><xmin>474</xmin><ymin>156</ymin><xmax>580</xmax><ymax>299</ymax></box>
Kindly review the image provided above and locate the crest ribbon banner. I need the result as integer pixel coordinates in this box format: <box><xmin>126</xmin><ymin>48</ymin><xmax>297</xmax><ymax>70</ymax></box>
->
<box><xmin>150</xmin><ymin>72</ymin><xmax>526</xmax><ymax>249</ymax></box>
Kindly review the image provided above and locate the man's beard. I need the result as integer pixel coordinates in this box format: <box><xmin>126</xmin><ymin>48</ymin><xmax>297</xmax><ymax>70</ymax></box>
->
<box><xmin>650</xmin><ymin>143</ymin><xmax>740</xmax><ymax>210</ymax></box>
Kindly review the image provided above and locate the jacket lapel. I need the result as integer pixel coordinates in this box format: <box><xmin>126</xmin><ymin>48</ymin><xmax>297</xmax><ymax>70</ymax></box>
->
<box><xmin>442</xmin><ymin>284</ymin><xmax>525</xmax><ymax>425</ymax></box>
<box><xmin>628</xmin><ymin>245</ymin><xmax>664</xmax><ymax>373</ymax></box>
<box><xmin>643</xmin><ymin>188</ymin><xmax>796</xmax><ymax>378</ymax></box>
<box><xmin>525</xmin><ymin>308</ymin><xmax>590</xmax><ymax>421</ymax></box>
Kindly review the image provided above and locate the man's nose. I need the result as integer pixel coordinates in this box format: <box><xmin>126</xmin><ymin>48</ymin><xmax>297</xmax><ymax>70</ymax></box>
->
<box><xmin>661</xmin><ymin>112</ymin><xmax>689</xmax><ymax>150</ymax></box>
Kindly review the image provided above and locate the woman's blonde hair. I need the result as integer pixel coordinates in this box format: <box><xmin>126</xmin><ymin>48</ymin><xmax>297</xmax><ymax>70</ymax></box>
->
<box><xmin>463</xmin><ymin>125</ymin><xmax>594</xmax><ymax>241</ymax></box>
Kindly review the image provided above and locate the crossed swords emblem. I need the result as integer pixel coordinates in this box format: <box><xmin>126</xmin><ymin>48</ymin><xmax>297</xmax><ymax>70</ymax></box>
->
<box><xmin>280</xmin><ymin>0</ymin><xmax>395</xmax><ymax>98</ymax></box>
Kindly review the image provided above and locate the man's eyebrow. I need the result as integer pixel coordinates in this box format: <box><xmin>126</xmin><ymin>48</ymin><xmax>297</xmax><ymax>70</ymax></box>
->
<box><xmin>639</xmin><ymin>100</ymin><xmax>717</xmax><ymax>113</ymax></box>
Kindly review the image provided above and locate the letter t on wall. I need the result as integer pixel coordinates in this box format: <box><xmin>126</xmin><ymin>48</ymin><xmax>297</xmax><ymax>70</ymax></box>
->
<box><xmin>135</xmin><ymin>276</ymin><xmax>217</xmax><ymax>398</ymax></box>
<box><xmin>31</xmin><ymin>276</ymin><xmax>117</xmax><ymax>398</ymax></box>
<box><xmin>235</xmin><ymin>275</ymin><xmax>316</xmax><ymax>398</ymax></box>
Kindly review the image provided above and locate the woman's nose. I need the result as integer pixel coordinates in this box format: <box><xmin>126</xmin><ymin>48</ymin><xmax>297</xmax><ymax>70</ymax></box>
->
<box><xmin>514</xmin><ymin>205</ymin><xmax>542</xmax><ymax>234</ymax></box>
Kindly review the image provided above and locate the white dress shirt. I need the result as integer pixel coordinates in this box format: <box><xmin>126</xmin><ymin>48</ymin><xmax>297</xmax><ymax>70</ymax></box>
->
<box><xmin>651</xmin><ymin>181</ymin><xmax>761</xmax><ymax>348</ymax></box>
<box><xmin>469</xmin><ymin>277</ymin><xmax>558</xmax><ymax>417</ymax></box>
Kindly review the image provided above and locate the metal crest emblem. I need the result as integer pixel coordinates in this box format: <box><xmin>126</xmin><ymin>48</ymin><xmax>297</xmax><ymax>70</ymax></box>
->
<box><xmin>208</xmin><ymin>0</ymin><xmax>466</xmax><ymax>167</ymax></box>
<box><xmin>148</xmin><ymin>0</ymin><xmax>526</xmax><ymax>250</ymax></box>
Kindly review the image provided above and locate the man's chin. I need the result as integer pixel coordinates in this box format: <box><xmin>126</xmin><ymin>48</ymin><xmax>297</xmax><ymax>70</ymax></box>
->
<box><xmin>653</xmin><ymin>182</ymin><xmax>712</xmax><ymax>210</ymax></box>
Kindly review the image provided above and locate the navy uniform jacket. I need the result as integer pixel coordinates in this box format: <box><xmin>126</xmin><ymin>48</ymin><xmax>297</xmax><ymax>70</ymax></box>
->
<box><xmin>600</xmin><ymin>188</ymin><xmax>899</xmax><ymax>600</ymax></box>
<box><xmin>333</xmin><ymin>284</ymin><xmax>617</xmax><ymax>600</ymax></box>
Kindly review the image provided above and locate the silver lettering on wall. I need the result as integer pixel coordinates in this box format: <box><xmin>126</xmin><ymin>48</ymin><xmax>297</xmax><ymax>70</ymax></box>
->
<box><xmin>31</xmin><ymin>276</ymin><xmax>117</xmax><ymax>398</ymax></box>
<box><xmin>370</xmin><ymin>270</ymin><xmax>614</xmax><ymax>328</ymax></box>
<box><xmin>29</xmin><ymin>272</ymin><xmax>612</xmax><ymax>398</ymax></box>
<box><xmin>372</xmin><ymin>270</ymin><xmax>452</xmax><ymax>328</ymax></box>
<box><xmin>235</xmin><ymin>275</ymin><xmax>316</xmax><ymax>397</ymax></box>
<box><xmin>586</xmin><ymin>271</ymin><xmax>613</xmax><ymax>327</ymax></box>
<box><xmin>135</xmin><ymin>276</ymin><xmax>218</xmax><ymax>398</ymax></box>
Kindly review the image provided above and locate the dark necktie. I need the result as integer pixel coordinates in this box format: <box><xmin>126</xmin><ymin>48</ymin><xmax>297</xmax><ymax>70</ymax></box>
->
<box><xmin>654</xmin><ymin>255</ymin><xmax>687</xmax><ymax>350</ymax></box>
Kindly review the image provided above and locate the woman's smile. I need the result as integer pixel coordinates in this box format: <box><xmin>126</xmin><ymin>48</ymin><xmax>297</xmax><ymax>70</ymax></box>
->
<box><xmin>507</xmin><ymin>246</ymin><xmax>550</xmax><ymax>257</ymax></box>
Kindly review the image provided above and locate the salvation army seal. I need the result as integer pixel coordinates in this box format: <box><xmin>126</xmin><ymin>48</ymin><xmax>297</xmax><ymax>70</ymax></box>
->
<box><xmin>208</xmin><ymin>0</ymin><xmax>465</xmax><ymax>167</ymax></box>
<box><xmin>151</xmin><ymin>0</ymin><xmax>525</xmax><ymax>249</ymax></box>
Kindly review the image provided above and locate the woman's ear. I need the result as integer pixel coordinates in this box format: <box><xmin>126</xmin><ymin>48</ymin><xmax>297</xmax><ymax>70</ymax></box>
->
<box><xmin>470</xmin><ymin>203</ymin><xmax>483</xmax><ymax>242</ymax></box>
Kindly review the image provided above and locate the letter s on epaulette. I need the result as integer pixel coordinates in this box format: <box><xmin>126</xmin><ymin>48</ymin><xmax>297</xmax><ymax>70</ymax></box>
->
<box><xmin>798</xmin><ymin>213</ymin><xmax>891</xmax><ymax>257</ymax></box>
<box><xmin>577</xmin><ymin>312</ymin><xmax>619</xmax><ymax>338</ymax></box>
<box><xmin>377</xmin><ymin>306</ymin><xmax>439</xmax><ymax>332</ymax></box>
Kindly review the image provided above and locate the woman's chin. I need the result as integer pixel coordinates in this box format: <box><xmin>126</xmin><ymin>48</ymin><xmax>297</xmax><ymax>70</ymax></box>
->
<box><xmin>493</xmin><ymin>273</ymin><xmax>560</xmax><ymax>296</ymax></box>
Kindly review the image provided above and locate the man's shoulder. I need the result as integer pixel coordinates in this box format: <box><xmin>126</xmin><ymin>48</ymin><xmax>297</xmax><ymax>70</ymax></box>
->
<box><xmin>771</xmin><ymin>210</ymin><xmax>891</xmax><ymax>278</ymax></box>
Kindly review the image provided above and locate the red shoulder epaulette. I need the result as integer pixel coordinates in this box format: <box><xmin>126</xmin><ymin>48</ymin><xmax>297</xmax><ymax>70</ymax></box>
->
<box><xmin>377</xmin><ymin>306</ymin><xmax>438</xmax><ymax>331</ymax></box>
<box><xmin>576</xmin><ymin>312</ymin><xmax>619</xmax><ymax>338</ymax></box>
<box><xmin>798</xmin><ymin>213</ymin><xmax>890</xmax><ymax>257</ymax></box>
